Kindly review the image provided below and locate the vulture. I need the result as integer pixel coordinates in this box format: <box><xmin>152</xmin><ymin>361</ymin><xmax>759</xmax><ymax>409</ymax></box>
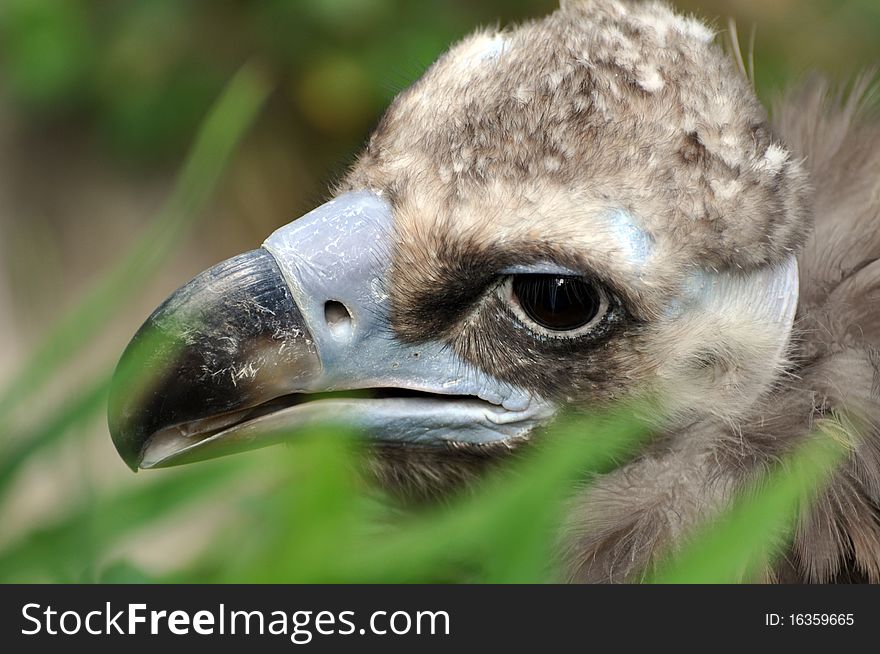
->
<box><xmin>107</xmin><ymin>0</ymin><xmax>880</xmax><ymax>583</ymax></box>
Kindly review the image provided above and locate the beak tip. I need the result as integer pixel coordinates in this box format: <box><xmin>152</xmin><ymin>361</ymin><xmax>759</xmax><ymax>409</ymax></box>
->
<box><xmin>109</xmin><ymin>424</ymin><xmax>145</xmax><ymax>473</ymax></box>
<box><xmin>107</xmin><ymin>248</ymin><xmax>317</xmax><ymax>471</ymax></box>
<box><xmin>107</xmin><ymin>395</ymin><xmax>145</xmax><ymax>473</ymax></box>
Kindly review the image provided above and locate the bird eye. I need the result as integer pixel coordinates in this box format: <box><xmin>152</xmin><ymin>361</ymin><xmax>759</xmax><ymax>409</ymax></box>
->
<box><xmin>510</xmin><ymin>275</ymin><xmax>605</xmax><ymax>332</ymax></box>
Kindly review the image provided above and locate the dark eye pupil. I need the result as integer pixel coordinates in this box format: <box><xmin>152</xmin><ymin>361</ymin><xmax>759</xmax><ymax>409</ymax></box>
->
<box><xmin>512</xmin><ymin>275</ymin><xmax>601</xmax><ymax>331</ymax></box>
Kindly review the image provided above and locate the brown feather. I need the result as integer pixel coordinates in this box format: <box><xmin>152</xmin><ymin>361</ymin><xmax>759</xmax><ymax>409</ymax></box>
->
<box><xmin>337</xmin><ymin>2</ymin><xmax>880</xmax><ymax>583</ymax></box>
<box><xmin>563</xmin><ymin>75</ymin><xmax>880</xmax><ymax>583</ymax></box>
<box><xmin>774</xmin><ymin>75</ymin><xmax>880</xmax><ymax>582</ymax></box>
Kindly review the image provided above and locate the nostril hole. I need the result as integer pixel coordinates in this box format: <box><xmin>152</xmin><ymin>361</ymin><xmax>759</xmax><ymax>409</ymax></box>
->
<box><xmin>324</xmin><ymin>300</ymin><xmax>352</xmax><ymax>337</ymax></box>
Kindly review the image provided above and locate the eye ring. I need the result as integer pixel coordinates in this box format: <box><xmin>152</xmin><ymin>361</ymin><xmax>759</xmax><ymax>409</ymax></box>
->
<box><xmin>505</xmin><ymin>274</ymin><xmax>608</xmax><ymax>336</ymax></box>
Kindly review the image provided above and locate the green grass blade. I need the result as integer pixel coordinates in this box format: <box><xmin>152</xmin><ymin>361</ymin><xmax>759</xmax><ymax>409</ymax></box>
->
<box><xmin>649</xmin><ymin>433</ymin><xmax>847</xmax><ymax>584</ymax></box>
<box><xmin>173</xmin><ymin>411</ymin><xmax>649</xmax><ymax>584</ymax></box>
<box><xmin>323</xmin><ymin>410</ymin><xmax>650</xmax><ymax>583</ymax></box>
<box><xmin>0</xmin><ymin>375</ymin><xmax>109</xmax><ymax>494</ymax></box>
<box><xmin>0</xmin><ymin>62</ymin><xmax>271</xmax><ymax>426</ymax></box>
<box><xmin>0</xmin><ymin>458</ymin><xmax>249</xmax><ymax>583</ymax></box>
<box><xmin>0</xmin><ymin>313</ymin><xmax>196</xmax><ymax>496</ymax></box>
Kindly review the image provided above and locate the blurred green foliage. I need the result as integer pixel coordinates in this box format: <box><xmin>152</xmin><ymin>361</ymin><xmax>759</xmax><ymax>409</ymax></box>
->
<box><xmin>0</xmin><ymin>0</ymin><xmax>557</xmax><ymax>163</ymax></box>
<box><xmin>3</xmin><ymin>0</ymin><xmax>875</xmax><ymax>165</ymax></box>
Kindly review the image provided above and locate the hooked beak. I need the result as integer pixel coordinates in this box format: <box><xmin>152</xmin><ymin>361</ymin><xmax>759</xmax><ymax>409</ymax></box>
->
<box><xmin>108</xmin><ymin>191</ymin><xmax>554</xmax><ymax>471</ymax></box>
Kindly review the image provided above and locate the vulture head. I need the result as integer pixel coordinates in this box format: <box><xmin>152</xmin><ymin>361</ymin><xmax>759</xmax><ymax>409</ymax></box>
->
<box><xmin>108</xmin><ymin>0</ymin><xmax>880</xmax><ymax>582</ymax></box>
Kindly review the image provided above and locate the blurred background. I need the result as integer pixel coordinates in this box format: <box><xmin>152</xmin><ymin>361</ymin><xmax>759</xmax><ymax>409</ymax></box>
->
<box><xmin>0</xmin><ymin>0</ymin><xmax>877</xmax><ymax>582</ymax></box>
